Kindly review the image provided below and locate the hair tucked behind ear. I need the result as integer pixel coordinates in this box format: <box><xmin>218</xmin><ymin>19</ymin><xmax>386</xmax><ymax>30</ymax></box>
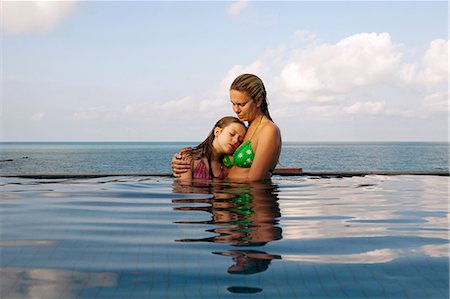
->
<box><xmin>230</xmin><ymin>74</ymin><xmax>273</xmax><ymax>122</ymax></box>
<box><xmin>181</xmin><ymin>116</ymin><xmax>244</xmax><ymax>161</ymax></box>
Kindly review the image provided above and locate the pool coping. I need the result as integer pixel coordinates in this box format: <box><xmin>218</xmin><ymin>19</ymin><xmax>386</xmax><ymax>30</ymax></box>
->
<box><xmin>1</xmin><ymin>171</ymin><xmax>448</xmax><ymax>179</ymax></box>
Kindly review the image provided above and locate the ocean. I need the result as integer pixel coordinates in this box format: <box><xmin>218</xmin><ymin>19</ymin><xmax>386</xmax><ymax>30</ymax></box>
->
<box><xmin>0</xmin><ymin>142</ymin><xmax>448</xmax><ymax>174</ymax></box>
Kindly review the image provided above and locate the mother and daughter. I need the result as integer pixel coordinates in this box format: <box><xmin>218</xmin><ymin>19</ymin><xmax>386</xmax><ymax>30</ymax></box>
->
<box><xmin>172</xmin><ymin>74</ymin><xmax>282</xmax><ymax>182</ymax></box>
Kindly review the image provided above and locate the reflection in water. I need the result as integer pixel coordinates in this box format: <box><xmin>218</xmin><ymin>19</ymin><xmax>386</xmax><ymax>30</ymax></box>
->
<box><xmin>173</xmin><ymin>180</ymin><xmax>282</xmax><ymax>246</ymax></box>
<box><xmin>227</xmin><ymin>286</ymin><xmax>263</xmax><ymax>294</ymax></box>
<box><xmin>213</xmin><ymin>250</ymin><xmax>281</xmax><ymax>275</ymax></box>
<box><xmin>1</xmin><ymin>268</ymin><xmax>117</xmax><ymax>299</ymax></box>
<box><xmin>172</xmin><ymin>179</ymin><xmax>283</xmax><ymax>280</ymax></box>
<box><xmin>0</xmin><ymin>240</ymin><xmax>55</xmax><ymax>247</ymax></box>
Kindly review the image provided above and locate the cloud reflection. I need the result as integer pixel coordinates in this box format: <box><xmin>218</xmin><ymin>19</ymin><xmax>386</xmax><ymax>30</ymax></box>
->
<box><xmin>0</xmin><ymin>268</ymin><xmax>117</xmax><ymax>299</ymax></box>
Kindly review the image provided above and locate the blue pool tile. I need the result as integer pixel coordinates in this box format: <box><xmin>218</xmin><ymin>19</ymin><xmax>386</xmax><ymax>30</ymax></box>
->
<box><xmin>96</xmin><ymin>287</ymin><xmax>117</xmax><ymax>299</ymax></box>
<box><xmin>77</xmin><ymin>287</ymin><xmax>101</xmax><ymax>299</ymax></box>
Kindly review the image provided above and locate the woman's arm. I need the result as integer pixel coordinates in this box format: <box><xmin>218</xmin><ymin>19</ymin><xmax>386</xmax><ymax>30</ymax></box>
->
<box><xmin>226</xmin><ymin>123</ymin><xmax>281</xmax><ymax>181</ymax></box>
<box><xmin>247</xmin><ymin>124</ymin><xmax>281</xmax><ymax>181</ymax></box>
<box><xmin>172</xmin><ymin>148</ymin><xmax>193</xmax><ymax>177</ymax></box>
<box><xmin>178</xmin><ymin>168</ymin><xmax>192</xmax><ymax>180</ymax></box>
<box><xmin>176</xmin><ymin>149</ymin><xmax>193</xmax><ymax>180</ymax></box>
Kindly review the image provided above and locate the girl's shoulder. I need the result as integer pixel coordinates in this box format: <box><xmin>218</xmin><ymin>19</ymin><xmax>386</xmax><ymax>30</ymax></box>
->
<box><xmin>180</xmin><ymin>148</ymin><xmax>204</xmax><ymax>169</ymax></box>
<box><xmin>180</xmin><ymin>147</ymin><xmax>197</xmax><ymax>161</ymax></box>
<box><xmin>180</xmin><ymin>147</ymin><xmax>192</xmax><ymax>157</ymax></box>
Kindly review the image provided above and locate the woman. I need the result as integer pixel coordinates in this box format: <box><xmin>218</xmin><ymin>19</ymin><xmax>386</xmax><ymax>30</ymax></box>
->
<box><xmin>173</xmin><ymin>74</ymin><xmax>282</xmax><ymax>181</ymax></box>
<box><xmin>178</xmin><ymin>116</ymin><xmax>246</xmax><ymax>180</ymax></box>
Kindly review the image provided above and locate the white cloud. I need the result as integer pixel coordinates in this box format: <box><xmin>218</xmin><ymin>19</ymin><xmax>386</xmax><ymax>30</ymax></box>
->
<box><xmin>398</xmin><ymin>39</ymin><xmax>449</xmax><ymax>86</ymax></box>
<box><xmin>217</xmin><ymin>61</ymin><xmax>265</xmax><ymax>99</ymax></box>
<box><xmin>420</xmin><ymin>39</ymin><xmax>449</xmax><ymax>85</ymax></box>
<box><xmin>221</xmin><ymin>31</ymin><xmax>448</xmax><ymax>123</ymax></box>
<box><xmin>218</xmin><ymin>44</ymin><xmax>287</xmax><ymax>102</ymax></box>
<box><xmin>72</xmin><ymin>106</ymin><xmax>112</xmax><ymax>121</ymax></box>
<box><xmin>199</xmin><ymin>98</ymin><xmax>228</xmax><ymax>114</ymax></box>
<box><xmin>423</xmin><ymin>91</ymin><xmax>449</xmax><ymax>111</ymax></box>
<box><xmin>305</xmin><ymin>105</ymin><xmax>336</xmax><ymax>117</ymax></box>
<box><xmin>227</xmin><ymin>0</ymin><xmax>249</xmax><ymax>17</ymax></box>
<box><xmin>161</xmin><ymin>96</ymin><xmax>194</xmax><ymax>111</ymax></box>
<box><xmin>1</xmin><ymin>0</ymin><xmax>78</xmax><ymax>34</ymax></box>
<box><xmin>280</xmin><ymin>32</ymin><xmax>403</xmax><ymax>94</ymax></box>
<box><xmin>397</xmin><ymin>63</ymin><xmax>419</xmax><ymax>85</ymax></box>
<box><xmin>222</xmin><ymin>32</ymin><xmax>408</xmax><ymax>109</ymax></box>
<box><xmin>31</xmin><ymin>111</ymin><xmax>45</xmax><ymax>121</ymax></box>
<box><xmin>293</xmin><ymin>29</ymin><xmax>317</xmax><ymax>43</ymax></box>
<box><xmin>342</xmin><ymin>101</ymin><xmax>385</xmax><ymax>115</ymax></box>
<box><xmin>316</xmin><ymin>95</ymin><xmax>344</xmax><ymax>103</ymax></box>
<box><xmin>271</xmin><ymin>106</ymin><xmax>297</xmax><ymax>119</ymax></box>
<box><xmin>71</xmin><ymin>95</ymin><xmax>215</xmax><ymax>123</ymax></box>
<box><xmin>123</xmin><ymin>103</ymin><xmax>157</xmax><ymax>120</ymax></box>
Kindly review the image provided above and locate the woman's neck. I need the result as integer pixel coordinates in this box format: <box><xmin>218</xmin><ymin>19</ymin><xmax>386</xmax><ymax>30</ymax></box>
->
<box><xmin>248</xmin><ymin>112</ymin><xmax>264</xmax><ymax>126</ymax></box>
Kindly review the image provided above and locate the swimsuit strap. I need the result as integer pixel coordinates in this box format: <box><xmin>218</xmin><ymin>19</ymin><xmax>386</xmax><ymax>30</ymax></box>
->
<box><xmin>248</xmin><ymin>115</ymin><xmax>264</xmax><ymax>140</ymax></box>
<box><xmin>207</xmin><ymin>158</ymin><xmax>214</xmax><ymax>178</ymax></box>
<box><xmin>208</xmin><ymin>157</ymin><xmax>223</xmax><ymax>178</ymax></box>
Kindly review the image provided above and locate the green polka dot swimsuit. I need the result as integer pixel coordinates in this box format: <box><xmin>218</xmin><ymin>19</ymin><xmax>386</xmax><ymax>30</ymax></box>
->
<box><xmin>223</xmin><ymin>116</ymin><xmax>263</xmax><ymax>168</ymax></box>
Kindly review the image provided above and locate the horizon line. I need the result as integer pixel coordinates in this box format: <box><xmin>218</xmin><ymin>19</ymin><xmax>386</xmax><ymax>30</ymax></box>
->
<box><xmin>1</xmin><ymin>140</ymin><xmax>448</xmax><ymax>143</ymax></box>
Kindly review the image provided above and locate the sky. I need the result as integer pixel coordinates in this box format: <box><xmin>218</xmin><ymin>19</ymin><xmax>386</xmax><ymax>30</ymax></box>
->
<box><xmin>1</xmin><ymin>0</ymin><xmax>448</xmax><ymax>142</ymax></box>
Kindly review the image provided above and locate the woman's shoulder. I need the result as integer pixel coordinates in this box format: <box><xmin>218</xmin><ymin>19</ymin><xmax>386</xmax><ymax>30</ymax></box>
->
<box><xmin>260</xmin><ymin>119</ymin><xmax>281</xmax><ymax>137</ymax></box>
<box><xmin>252</xmin><ymin>120</ymin><xmax>281</xmax><ymax>150</ymax></box>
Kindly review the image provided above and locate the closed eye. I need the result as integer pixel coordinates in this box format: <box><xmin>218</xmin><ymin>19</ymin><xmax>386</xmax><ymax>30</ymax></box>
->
<box><xmin>231</xmin><ymin>101</ymin><xmax>247</xmax><ymax>107</ymax></box>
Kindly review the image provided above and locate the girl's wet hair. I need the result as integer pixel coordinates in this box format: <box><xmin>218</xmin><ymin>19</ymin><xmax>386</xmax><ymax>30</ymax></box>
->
<box><xmin>181</xmin><ymin>116</ymin><xmax>245</xmax><ymax>161</ymax></box>
<box><xmin>230</xmin><ymin>74</ymin><xmax>273</xmax><ymax>122</ymax></box>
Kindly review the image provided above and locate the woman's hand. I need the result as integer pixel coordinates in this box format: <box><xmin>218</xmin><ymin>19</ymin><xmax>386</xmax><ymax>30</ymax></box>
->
<box><xmin>171</xmin><ymin>153</ymin><xmax>192</xmax><ymax>177</ymax></box>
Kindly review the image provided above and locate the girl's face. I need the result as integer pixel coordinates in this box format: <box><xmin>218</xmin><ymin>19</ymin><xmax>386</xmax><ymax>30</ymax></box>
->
<box><xmin>214</xmin><ymin>123</ymin><xmax>246</xmax><ymax>154</ymax></box>
<box><xmin>229</xmin><ymin>89</ymin><xmax>260</xmax><ymax>123</ymax></box>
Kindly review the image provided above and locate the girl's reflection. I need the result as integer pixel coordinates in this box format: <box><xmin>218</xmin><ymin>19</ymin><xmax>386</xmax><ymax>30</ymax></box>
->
<box><xmin>172</xmin><ymin>180</ymin><xmax>282</xmax><ymax>275</ymax></box>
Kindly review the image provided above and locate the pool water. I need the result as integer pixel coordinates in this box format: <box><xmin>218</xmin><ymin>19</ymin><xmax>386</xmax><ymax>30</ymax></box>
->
<box><xmin>1</xmin><ymin>175</ymin><xmax>448</xmax><ymax>299</ymax></box>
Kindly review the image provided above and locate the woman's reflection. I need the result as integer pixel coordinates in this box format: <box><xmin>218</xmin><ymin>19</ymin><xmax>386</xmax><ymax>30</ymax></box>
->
<box><xmin>172</xmin><ymin>180</ymin><xmax>282</xmax><ymax>275</ymax></box>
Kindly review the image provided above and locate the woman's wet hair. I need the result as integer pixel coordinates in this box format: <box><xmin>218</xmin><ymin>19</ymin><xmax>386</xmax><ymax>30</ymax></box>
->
<box><xmin>181</xmin><ymin>116</ymin><xmax>245</xmax><ymax>162</ymax></box>
<box><xmin>230</xmin><ymin>74</ymin><xmax>273</xmax><ymax>122</ymax></box>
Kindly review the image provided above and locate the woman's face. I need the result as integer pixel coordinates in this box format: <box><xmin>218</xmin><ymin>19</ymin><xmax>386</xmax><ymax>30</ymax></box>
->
<box><xmin>214</xmin><ymin>123</ymin><xmax>246</xmax><ymax>154</ymax></box>
<box><xmin>229</xmin><ymin>90</ymin><xmax>259</xmax><ymax>122</ymax></box>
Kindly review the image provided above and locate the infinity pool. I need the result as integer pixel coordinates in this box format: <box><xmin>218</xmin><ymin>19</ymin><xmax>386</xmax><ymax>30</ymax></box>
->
<box><xmin>1</xmin><ymin>175</ymin><xmax>448</xmax><ymax>298</ymax></box>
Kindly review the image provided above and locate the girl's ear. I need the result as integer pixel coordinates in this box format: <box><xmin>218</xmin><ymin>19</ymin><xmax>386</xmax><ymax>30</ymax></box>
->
<box><xmin>214</xmin><ymin>127</ymin><xmax>222</xmax><ymax>137</ymax></box>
